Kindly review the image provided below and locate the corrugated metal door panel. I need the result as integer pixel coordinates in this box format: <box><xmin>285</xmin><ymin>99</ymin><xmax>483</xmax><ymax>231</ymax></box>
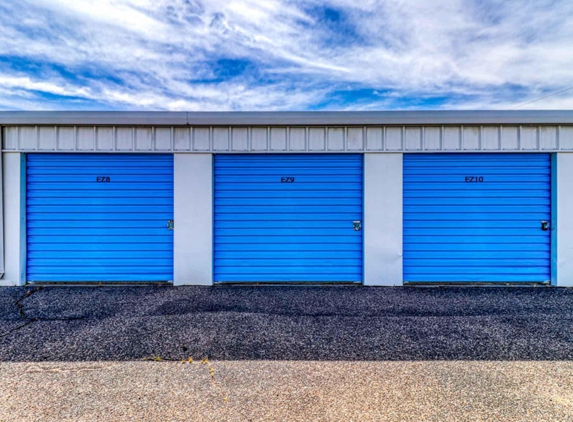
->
<box><xmin>26</xmin><ymin>154</ymin><xmax>174</xmax><ymax>282</ymax></box>
<box><xmin>403</xmin><ymin>153</ymin><xmax>551</xmax><ymax>283</ymax></box>
<box><xmin>214</xmin><ymin>154</ymin><xmax>363</xmax><ymax>282</ymax></box>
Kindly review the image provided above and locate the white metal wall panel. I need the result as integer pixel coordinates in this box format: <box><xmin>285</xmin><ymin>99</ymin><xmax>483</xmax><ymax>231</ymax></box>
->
<box><xmin>4</xmin><ymin>125</ymin><xmax>573</xmax><ymax>153</ymax></box>
<box><xmin>270</xmin><ymin>128</ymin><xmax>287</xmax><ymax>151</ymax></box>
<box><xmin>174</xmin><ymin>154</ymin><xmax>213</xmax><ymax>286</ymax></box>
<box><xmin>561</xmin><ymin>127</ymin><xmax>573</xmax><ymax>149</ymax></box>
<box><xmin>556</xmin><ymin>153</ymin><xmax>573</xmax><ymax>286</ymax></box>
<box><xmin>364</xmin><ymin>154</ymin><xmax>403</xmax><ymax>286</ymax></box>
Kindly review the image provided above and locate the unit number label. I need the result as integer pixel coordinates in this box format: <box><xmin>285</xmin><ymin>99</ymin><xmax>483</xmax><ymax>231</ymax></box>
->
<box><xmin>465</xmin><ymin>176</ymin><xmax>484</xmax><ymax>182</ymax></box>
<box><xmin>96</xmin><ymin>176</ymin><xmax>111</xmax><ymax>182</ymax></box>
<box><xmin>281</xmin><ymin>177</ymin><xmax>295</xmax><ymax>183</ymax></box>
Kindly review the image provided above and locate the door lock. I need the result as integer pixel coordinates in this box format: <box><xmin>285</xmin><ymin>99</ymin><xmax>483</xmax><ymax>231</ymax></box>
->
<box><xmin>541</xmin><ymin>220</ymin><xmax>549</xmax><ymax>231</ymax></box>
<box><xmin>167</xmin><ymin>220</ymin><xmax>174</xmax><ymax>230</ymax></box>
<box><xmin>353</xmin><ymin>221</ymin><xmax>362</xmax><ymax>231</ymax></box>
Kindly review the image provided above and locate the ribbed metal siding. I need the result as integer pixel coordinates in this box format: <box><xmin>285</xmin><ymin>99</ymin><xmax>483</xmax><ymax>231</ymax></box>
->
<box><xmin>6</xmin><ymin>125</ymin><xmax>573</xmax><ymax>153</ymax></box>
<box><xmin>26</xmin><ymin>154</ymin><xmax>174</xmax><ymax>282</ymax></box>
<box><xmin>404</xmin><ymin>153</ymin><xmax>551</xmax><ymax>283</ymax></box>
<box><xmin>214</xmin><ymin>154</ymin><xmax>363</xmax><ymax>282</ymax></box>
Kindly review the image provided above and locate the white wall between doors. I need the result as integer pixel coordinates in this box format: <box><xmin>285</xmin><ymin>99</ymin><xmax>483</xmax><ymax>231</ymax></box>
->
<box><xmin>556</xmin><ymin>153</ymin><xmax>573</xmax><ymax>287</ymax></box>
<box><xmin>174</xmin><ymin>154</ymin><xmax>213</xmax><ymax>286</ymax></box>
<box><xmin>364</xmin><ymin>154</ymin><xmax>403</xmax><ymax>286</ymax></box>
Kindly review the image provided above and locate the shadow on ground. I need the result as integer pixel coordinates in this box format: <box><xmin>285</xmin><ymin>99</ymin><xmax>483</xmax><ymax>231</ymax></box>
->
<box><xmin>0</xmin><ymin>286</ymin><xmax>572</xmax><ymax>361</ymax></box>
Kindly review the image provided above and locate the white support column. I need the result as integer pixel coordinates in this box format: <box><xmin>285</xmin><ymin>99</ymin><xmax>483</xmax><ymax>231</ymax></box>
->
<box><xmin>1</xmin><ymin>152</ymin><xmax>26</xmax><ymax>286</ymax></box>
<box><xmin>363</xmin><ymin>153</ymin><xmax>403</xmax><ymax>286</ymax></box>
<box><xmin>173</xmin><ymin>154</ymin><xmax>213</xmax><ymax>286</ymax></box>
<box><xmin>555</xmin><ymin>153</ymin><xmax>573</xmax><ymax>287</ymax></box>
<box><xmin>0</xmin><ymin>150</ymin><xmax>4</xmax><ymax>280</ymax></box>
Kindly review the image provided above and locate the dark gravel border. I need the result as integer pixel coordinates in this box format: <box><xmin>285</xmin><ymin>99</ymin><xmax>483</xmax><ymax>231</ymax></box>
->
<box><xmin>1</xmin><ymin>286</ymin><xmax>572</xmax><ymax>361</ymax></box>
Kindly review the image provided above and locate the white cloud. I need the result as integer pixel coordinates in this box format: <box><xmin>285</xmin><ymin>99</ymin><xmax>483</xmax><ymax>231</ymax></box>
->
<box><xmin>0</xmin><ymin>0</ymin><xmax>572</xmax><ymax>110</ymax></box>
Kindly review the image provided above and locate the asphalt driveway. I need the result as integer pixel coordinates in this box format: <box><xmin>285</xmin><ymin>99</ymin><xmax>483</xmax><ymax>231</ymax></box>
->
<box><xmin>1</xmin><ymin>285</ymin><xmax>572</xmax><ymax>361</ymax></box>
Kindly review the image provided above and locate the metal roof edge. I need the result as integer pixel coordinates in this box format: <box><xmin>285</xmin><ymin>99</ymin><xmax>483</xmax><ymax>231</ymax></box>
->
<box><xmin>0</xmin><ymin>110</ymin><xmax>573</xmax><ymax>126</ymax></box>
<box><xmin>0</xmin><ymin>111</ymin><xmax>188</xmax><ymax>126</ymax></box>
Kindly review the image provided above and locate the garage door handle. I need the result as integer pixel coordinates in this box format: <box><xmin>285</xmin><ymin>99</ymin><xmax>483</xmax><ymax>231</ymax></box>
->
<box><xmin>353</xmin><ymin>220</ymin><xmax>362</xmax><ymax>231</ymax></box>
<box><xmin>541</xmin><ymin>221</ymin><xmax>549</xmax><ymax>231</ymax></box>
<box><xmin>167</xmin><ymin>220</ymin><xmax>174</xmax><ymax>230</ymax></box>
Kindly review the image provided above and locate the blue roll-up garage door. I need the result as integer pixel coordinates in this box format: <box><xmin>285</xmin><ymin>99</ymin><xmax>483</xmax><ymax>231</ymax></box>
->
<box><xmin>404</xmin><ymin>153</ymin><xmax>551</xmax><ymax>283</ymax></box>
<box><xmin>214</xmin><ymin>154</ymin><xmax>363</xmax><ymax>282</ymax></box>
<box><xmin>26</xmin><ymin>154</ymin><xmax>174</xmax><ymax>282</ymax></box>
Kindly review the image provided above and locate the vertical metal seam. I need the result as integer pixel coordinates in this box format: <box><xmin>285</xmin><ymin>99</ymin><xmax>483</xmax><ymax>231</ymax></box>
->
<box><xmin>191</xmin><ymin>127</ymin><xmax>195</xmax><ymax>152</ymax></box>
<box><xmin>209</xmin><ymin>127</ymin><xmax>213</xmax><ymax>152</ymax></box>
<box><xmin>479</xmin><ymin>125</ymin><xmax>483</xmax><ymax>151</ymax></box>
<box><xmin>440</xmin><ymin>126</ymin><xmax>444</xmax><ymax>151</ymax></box>
<box><xmin>498</xmin><ymin>126</ymin><xmax>502</xmax><ymax>151</ymax></box>
<box><xmin>518</xmin><ymin>125</ymin><xmax>522</xmax><ymax>150</ymax></box>
<box><xmin>382</xmin><ymin>126</ymin><xmax>387</xmax><ymax>152</ymax></box>
<box><xmin>132</xmin><ymin>127</ymin><xmax>136</xmax><ymax>151</ymax></box>
<box><xmin>421</xmin><ymin>126</ymin><xmax>426</xmax><ymax>151</ymax></box>
<box><xmin>74</xmin><ymin>126</ymin><xmax>78</xmax><ymax>151</ymax></box>
<box><xmin>557</xmin><ymin>125</ymin><xmax>561</xmax><ymax>151</ymax></box>
<box><xmin>35</xmin><ymin>125</ymin><xmax>39</xmax><ymax>151</ymax></box>
<box><xmin>247</xmin><ymin>126</ymin><xmax>252</xmax><ymax>152</ymax></box>
<box><xmin>460</xmin><ymin>125</ymin><xmax>464</xmax><ymax>151</ymax></box>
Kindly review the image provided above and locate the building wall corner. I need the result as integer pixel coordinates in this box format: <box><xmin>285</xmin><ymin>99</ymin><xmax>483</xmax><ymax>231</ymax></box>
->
<box><xmin>1</xmin><ymin>152</ymin><xmax>26</xmax><ymax>286</ymax></box>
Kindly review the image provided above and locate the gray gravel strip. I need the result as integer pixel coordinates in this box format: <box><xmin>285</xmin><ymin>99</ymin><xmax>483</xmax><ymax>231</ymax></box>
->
<box><xmin>0</xmin><ymin>286</ymin><xmax>572</xmax><ymax>361</ymax></box>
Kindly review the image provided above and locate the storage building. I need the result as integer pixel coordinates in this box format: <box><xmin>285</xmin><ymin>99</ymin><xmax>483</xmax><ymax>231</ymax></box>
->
<box><xmin>0</xmin><ymin>110</ymin><xmax>572</xmax><ymax>287</ymax></box>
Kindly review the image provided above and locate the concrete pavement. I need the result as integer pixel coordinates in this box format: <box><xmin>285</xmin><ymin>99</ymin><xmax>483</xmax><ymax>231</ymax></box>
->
<box><xmin>1</xmin><ymin>360</ymin><xmax>572</xmax><ymax>421</ymax></box>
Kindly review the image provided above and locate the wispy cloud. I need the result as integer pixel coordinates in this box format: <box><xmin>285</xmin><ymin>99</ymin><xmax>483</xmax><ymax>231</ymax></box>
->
<box><xmin>0</xmin><ymin>0</ymin><xmax>572</xmax><ymax>110</ymax></box>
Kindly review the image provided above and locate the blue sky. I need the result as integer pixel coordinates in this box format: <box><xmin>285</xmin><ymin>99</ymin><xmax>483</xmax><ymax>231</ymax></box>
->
<box><xmin>0</xmin><ymin>0</ymin><xmax>572</xmax><ymax>111</ymax></box>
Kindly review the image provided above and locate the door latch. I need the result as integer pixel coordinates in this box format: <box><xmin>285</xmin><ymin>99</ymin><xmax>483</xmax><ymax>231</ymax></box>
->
<box><xmin>541</xmin><ymin>220</ymin><xmax>549</xmax><ymax>231</ymax></box>
<box><xmin>353</xmin><ymin>220</ymin><xmax>362</xmax><ymax>231</ymax></box>
<box><xmin>167</xmin><ymin>220</ymin><xmax>174</xmax><ymax>230</ymax></box>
